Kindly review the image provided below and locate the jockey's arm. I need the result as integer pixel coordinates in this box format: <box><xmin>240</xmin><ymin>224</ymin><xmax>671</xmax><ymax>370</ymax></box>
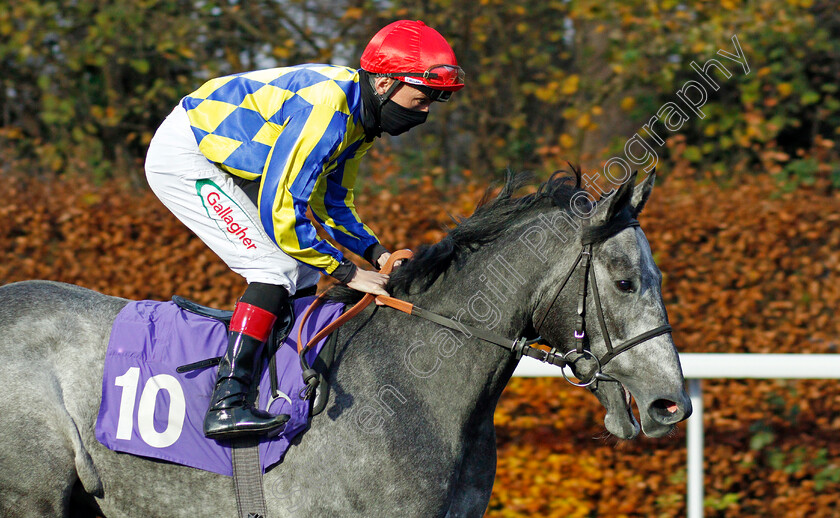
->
<box><xmin>256</xmin><ymin>105</ymin><xmax>388</xmax><ymax>291</ymax></box>
<box><xmin>257</xmin><ymin>105</ymin><xmax>353</xmax><ymax>278</ymax></box>
<box><xmin>308</xmin><ymin>151</ymin><xmax>389</xmax><ymax>269</ymax></box>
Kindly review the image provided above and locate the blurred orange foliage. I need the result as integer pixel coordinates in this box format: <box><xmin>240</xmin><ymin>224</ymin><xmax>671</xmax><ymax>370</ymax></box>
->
<box><xmin>1</xmin><ymin>159</ymin><xmax>839</xmax><ymax>517</ymax></box>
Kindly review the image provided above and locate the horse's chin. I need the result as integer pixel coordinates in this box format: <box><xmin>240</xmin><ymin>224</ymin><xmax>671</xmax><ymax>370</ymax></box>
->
<box><xmin>593</xmin><ymin>381</ymin><xmax>685</xmax><ymax>439</ymax></box>
<box><xmin>592</xmin><ymin>381</ymin><xmax>640</xmax><ymax>440</ymax></box>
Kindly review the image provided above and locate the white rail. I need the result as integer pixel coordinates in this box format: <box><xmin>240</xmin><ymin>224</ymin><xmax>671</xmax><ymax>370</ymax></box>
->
<box><xmin>512</xmin><ymin>353</ymin><xmax>840</xmax><ymax>518</ymax></box>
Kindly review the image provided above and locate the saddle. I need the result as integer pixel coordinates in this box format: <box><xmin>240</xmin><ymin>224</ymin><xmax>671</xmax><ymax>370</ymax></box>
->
<box><xmin>171</xmin><ymin>286</ymin><xmax>335</xmax><ymax>417</ymax></box>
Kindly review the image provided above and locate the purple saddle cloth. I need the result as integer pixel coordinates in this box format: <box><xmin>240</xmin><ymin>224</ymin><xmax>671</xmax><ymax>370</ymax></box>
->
<box><xmin>95</xmin><ymin>295</ymin><xmax>344</xmax><ymax>476</ymax></box>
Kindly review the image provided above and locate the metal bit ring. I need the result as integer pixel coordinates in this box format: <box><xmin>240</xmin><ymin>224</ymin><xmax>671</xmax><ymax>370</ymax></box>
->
<box><xmin>561</xmin><ymin>349</ymin><xmax>602</xmax><ymax>387</ymax></box>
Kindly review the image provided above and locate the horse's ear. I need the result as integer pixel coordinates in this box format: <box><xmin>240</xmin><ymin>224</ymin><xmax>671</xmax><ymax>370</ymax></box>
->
<box><xmin>630</xmin><ymin>168</ymin><xmax>656</xmax><ymax>218</ymax></box>
<box><xmin>592</xmin><ymin>170</ymin><xmax>637</xmax><ymax>225</ymax></box>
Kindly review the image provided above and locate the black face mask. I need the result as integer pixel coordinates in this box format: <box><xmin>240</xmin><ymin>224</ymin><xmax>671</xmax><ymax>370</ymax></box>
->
<box><xmin>380</xmin><ymin>100</ymin><xmax>428</xmax><ymax>136</ymax></box>
<box><xmin>359</xmin><ymin>70</ymin><xmax>429</xmax><ymax>138</ymax></box>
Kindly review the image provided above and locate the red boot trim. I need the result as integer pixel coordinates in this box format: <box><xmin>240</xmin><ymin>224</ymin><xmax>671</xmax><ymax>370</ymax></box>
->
<box><xmin>230</xmin><ymin>302</ymin><xmax>277</xmax><ymax>342</ymax></box>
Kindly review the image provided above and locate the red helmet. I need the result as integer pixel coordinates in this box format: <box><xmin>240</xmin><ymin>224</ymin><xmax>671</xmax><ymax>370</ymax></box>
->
<box><xmin>360</xmin><ymin>20</ymin><xmax>465</xmax><ymax>101</ymax></box>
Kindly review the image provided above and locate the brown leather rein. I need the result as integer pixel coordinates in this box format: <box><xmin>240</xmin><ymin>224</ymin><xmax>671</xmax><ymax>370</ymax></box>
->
<box><xmin>296</xmin><ymin>249</ymin><xmax>416</xmax><ymax>355</ymax></box>
<box><xmin>295</xmin><ymin>240</ymin><xmax>672</xmax><ymax>394</ymax></box>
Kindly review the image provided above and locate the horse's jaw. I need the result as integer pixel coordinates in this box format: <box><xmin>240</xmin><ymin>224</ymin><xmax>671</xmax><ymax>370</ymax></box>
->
<box><xmin>588</xmin><ymin>343</ymin><xmax>693</xmax><ymax>440</ymax></box>
<box><xmin>591</xmin><ymin>379</ymin><xmax>690</xmax><ymax>440</ymax></box>
<box><xmin>591</xmin><ymin>381</ymin><xmax>640</xmax><ymax>439</ymax></box>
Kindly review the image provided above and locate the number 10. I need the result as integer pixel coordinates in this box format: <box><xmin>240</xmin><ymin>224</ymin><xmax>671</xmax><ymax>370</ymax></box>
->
<box><xmin>114</xmin><ymin>367</ymin><xmax>187</xmax><ymax>448</ymax></box>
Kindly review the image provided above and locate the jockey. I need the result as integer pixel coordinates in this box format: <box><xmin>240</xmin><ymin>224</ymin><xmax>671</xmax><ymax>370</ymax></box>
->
<box><xmin>144</xmin><ymin>20</ymin><xmax>465</xmax><ymax>440</ymax></box>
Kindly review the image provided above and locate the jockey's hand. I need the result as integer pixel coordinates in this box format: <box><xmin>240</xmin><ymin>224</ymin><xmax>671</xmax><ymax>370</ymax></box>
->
<box><xmin>346</xmin><ymin>268</ymin><xmax>390</xmax><ymax>297</ymax></box>
<box><xmin>376</xmin><ymin>252</ymin><xmax>404</xmax><ymax>270</ymax></box>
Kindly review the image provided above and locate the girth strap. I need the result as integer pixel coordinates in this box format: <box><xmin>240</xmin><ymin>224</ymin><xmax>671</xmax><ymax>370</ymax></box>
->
<box><xmin>231</xmin><ymin>436</ymin><xmax>267</xmax><ymax>518</ymax></box>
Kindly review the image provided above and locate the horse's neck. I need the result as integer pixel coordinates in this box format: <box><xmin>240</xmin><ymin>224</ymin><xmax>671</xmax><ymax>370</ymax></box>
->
<box><xmin>336</xmin><ymin>251</ymin><xmax>528</xmax><ymax>434</ymax></box>
<box><xmin>409</xmin><ymin>271</ymin><xmax>525</xmax><ymax>402</ymax></box>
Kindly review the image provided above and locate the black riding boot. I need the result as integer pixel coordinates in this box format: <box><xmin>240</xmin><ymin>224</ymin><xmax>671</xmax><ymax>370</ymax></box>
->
<box><xmin>203</xmin><ymin>330</ymin><xmax>290</xmax><ymax>439</ymax></box>
<box><xmin>203</xmin><ymin>288</ymin><xmax>291</xmax><ymax>439</ymax></box>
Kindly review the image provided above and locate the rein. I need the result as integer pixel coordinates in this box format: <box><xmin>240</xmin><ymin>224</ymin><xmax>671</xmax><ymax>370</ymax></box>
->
<box><xmin>297</xmin><ymin>222</ymin><xmax>671</xmax><ymax>393</ymax></box>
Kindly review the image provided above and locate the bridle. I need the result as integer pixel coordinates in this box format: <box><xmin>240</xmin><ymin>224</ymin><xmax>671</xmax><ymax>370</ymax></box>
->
<box><xmin>296</xmin><ymin>220</ymin><xmax>672</xmax><ymax>395</ymax></box>
<box><xmin>522</xmin><ymin>218</ymin><xmax>672</xmax><ymax>386</ymax></box>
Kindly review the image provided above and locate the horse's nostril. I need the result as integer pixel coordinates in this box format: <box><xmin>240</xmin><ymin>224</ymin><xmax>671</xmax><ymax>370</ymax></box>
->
<box><xmin>650</xmin><ymin>398</ymin><xmax>682</xmax><ymax>422</ymax></box>
<box><xmin>660</xmin><ymin>399</ymin><xmax>679</xmax><ymax>414</ymax></box>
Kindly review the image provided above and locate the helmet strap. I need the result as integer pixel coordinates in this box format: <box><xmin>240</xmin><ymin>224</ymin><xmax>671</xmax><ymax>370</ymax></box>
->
<box><xmin>375</xmin><ymin>77</ymin><xmax>402</xmax><ymax>104</ymax></box>
<box><xmin>361</xmin><ymin>72</ymin><xmax>405</xmax><ymax>141</ymax></box>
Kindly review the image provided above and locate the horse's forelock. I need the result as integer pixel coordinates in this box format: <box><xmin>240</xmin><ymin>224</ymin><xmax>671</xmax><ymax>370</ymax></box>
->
<box><xmin>581</xmin><ymin>207</ymin><xmax>639</xmax><ymax>246</ymax></box>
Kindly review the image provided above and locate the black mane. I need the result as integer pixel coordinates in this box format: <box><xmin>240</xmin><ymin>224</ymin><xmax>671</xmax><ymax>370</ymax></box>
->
<box><xmin>389</xmin><ymin>169</ymin><xmax>585</xmax><ymax>295</ymax></box>
<box><xmin>328</xmin><ymin>168</ymin><xmax>597</xmax><ymax>304</ymax></box>
<box><xmin>327</xmin><ymin>167</ymin><xmax>640</xmax><ymax>304</ymax></box>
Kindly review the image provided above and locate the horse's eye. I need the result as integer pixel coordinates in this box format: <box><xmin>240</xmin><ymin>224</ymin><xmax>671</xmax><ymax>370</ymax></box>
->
<box><xmin>616</xmin><ymin>280</ymin><xmax>635</xmax><ymax>292</ymax></box>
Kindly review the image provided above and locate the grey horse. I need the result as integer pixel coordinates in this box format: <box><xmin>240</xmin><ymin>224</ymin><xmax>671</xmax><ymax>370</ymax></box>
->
<box><xmin>0</xmin><ymin>171</ymin><xmax>690</xmax><ymax>517</ymax></box>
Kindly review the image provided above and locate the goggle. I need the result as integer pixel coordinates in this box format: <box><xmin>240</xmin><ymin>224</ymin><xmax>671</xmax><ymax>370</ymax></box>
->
<box><xmin>381</xmin><ymin>64</ymin><xmax>465</xmax><ymax>102</ymax></box>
